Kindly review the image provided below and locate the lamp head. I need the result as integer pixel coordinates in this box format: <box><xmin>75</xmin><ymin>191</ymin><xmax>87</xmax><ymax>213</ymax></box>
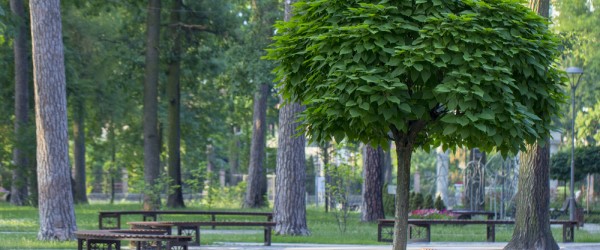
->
<box><xmin>566</xmin><ymin>67</ymin><xmax>584</xmax><ymax>75</ymax></box>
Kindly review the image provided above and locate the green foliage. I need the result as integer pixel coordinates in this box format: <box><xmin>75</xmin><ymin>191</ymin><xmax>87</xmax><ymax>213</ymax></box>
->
<box><xmin>411</xmin><ymin>193</ymin><xmax>424</xmax><ymax>211</ymax></box>
<box><xmin>434</xmin><ymin>195</ymin><xmax>447</xmax><ymax>211</ymax></box>
<box><xmin>266</xmin><ymin>0</ymin><xmax>565</xmax><ymax>154</ymax></box>
<box><xmin>576</xmin><ymin>101</ymin><xmax>600</xmax><ymax>145</ymax></box>
<box><xmin>423</xmin><ymin>194</ymin><xmax>434</xmax><ymax>209</ymax></box>
<box><xmin>550</xmin><ymin>146</ymin><xmax>600</xmax><ymax>181</ymax></box>
<box><xmin>326</xmin><ymin>162</ymin><xmax>359</xmax><ymax>233</ymax></box>
<box><xmin>201</xmin><ymin>181</ymin><xmax>247</xmax><ymax>209</ymax></box>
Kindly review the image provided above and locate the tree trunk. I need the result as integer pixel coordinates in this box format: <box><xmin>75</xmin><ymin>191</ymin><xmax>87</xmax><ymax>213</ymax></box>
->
<box><xmin>505</xmin><ymin>1</ymin><xmax>558</xmax><ymax>248</ymax></box>
<box><xmin>244</xmin><ymin>83</ymin><xmax>269</xmax><ymax>208</ymax></box>
<box><xmin>166</xmin><ymin>0</ymin><xmax>185</xmax><ymax>208</ymax></box>
<box><xmin>143</xmin><ymin>0</ymin><xmax>161</xmax><ymax>211</ymax></box>
<box><xmin>10</xmin><ymin>0</ymin><xmax>30</xmax><ymax>206</ymax></box>
<box><xmin>361</xmin><ymin>145</ymin><xmax>385</xmax><ymax>222</ymax></box>
<box><xmin>72</xmin><ymin>99</ymin><xmax>88</xmax><ymax>204</ymax></box>
<box><xmin>392</xmin><ymin>139</ymin><xmax>413</xmax><ymax>250</ymax></box>
<box><xmin>274</xmin><ymin>100</ymin><xmax>310</xmax><ymax>235</ymax></box>
<box><xmin>228</xmin><ymin>126</ymin><xmax>241</xmax><ymax>185</ymax></box>
<box><xmin>30</xmin><ymin>0</ymin><xmax>77</xmax><ymax>240</ymax></box>
<box><xmin>436</xmin><ymin>147</ymin><xmax>449</xmax><ymax>204</ymax></box>
<box><xmin>321</xmin><ymin>141</ymin><xmax>331</xmax><ymax>213</ymax></box>
<box><xmin>505</xmin><ymin>141</ymin><xmax>559</xmax><ymax>250</ymax></box>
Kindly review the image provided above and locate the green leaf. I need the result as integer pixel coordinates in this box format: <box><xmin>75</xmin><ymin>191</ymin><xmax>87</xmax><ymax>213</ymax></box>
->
<box><xmin>360</xmin><ymin>75</ymin><xmax>379</xmax><ymax>83</ymax></box>
<box><xmin>414</xmin><ymin>64</ymin><xmax>423</xmax><ymax>72</ymax></box>
<box><xmin>399</xmin><ymin>103</ymin><xmax>411</xmax><ymax>113</ymax></box>
<box><xmin>359</xmin><ymin>102</ymin><xmax>370</xmax><ymax>111</ymax></box>
<box><xmin>443</xmin><ymin>125</ymin><xmax>457</xmax><ymax>135</ymax></box>
<box><xmin>349</xmin><ymin>108</ymin><xmax>361</xmax><ymax>117</ymax></box>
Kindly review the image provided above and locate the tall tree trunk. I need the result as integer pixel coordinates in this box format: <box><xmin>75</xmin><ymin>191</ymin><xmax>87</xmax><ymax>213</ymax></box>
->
<box><xmin>30</xmin><ymin>0</ymin><xmax>77</xmax><ymax>240</ymax></box>
<box><xmin>10</xmin><ymin>0</ymin><xmax>30</xmax><ymax>206</ymax></box>
<box><xmin>273</xmin><ymin>0</ymin><xmax>310</xmax><ymax>235</ymax></box>
<box><xmin>505</xmin><ymin>142</ymin><xmax>558</xmax><ymax>250</ymax></box>
<box><xmin>244</xmin><ymin>83</ymin><xmax>269</xmax><ymax>208</ymax></box>
<box><xmin>274</xmin><ymin>100</ymin><xmax>310</xmax><ymax>235</ymax></box>
<box><xmin>435</xmin><ymin>147</ymin><xmax>449</xmax><ymax>203</ymax></box>
<box><xmin>143</xmin><ymin>0</ymin><xmax>161</xmax><ymax>211</ymax></box>
<box><xmin>72</xmin><ymin>99</ymin><xmax>88</xmax><ymax>204</ymax></box>
<box><xmin>361</xmin><ymin>145</ymin><xmax>385</xmax><ymax>222</ymax></box>
<box><xmin>505</xmin><ymin>1</ymin><xmax>558</xmax><ymax>249</ymax></box>
<box><xmin>166</xmin><ymin>0</ymin><xmax>185</xmax><ymax>208</ymax></box>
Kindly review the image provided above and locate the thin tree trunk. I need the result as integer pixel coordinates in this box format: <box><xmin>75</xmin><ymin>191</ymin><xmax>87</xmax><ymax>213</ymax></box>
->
<box><xmin>466</xmin><ymin>148</ymin><xmax>486</xmax><ymax>211</ymax></box>
<box><xmin>361</xmin><ymin>145</ymin><xmax>385</xmax><ymax>222</ymax></box>
<box><xmin>505</xmin><ymin>1</ymin><xmax>558</xmax><ymax>249</ymax></box>
<box><xmin>244</xmin><ymin>83</ymin><xmax>269</xmax><ymax>208</ymax></box>
<box><xmin>30</xmin><ymin>0</ymin><xmax>77</xmax><ymax>240</ymax></box>
<box><xmin>10</xmin><ymin>0</ymin><xmax>30</xmax><ymax>206</ymax></box>
<box><xmin>72</xmin><ymin>99</ymin><xmax>88</xmax><ymax>204</ymax></box>
<box><xmin>166</xmin><ymin>0</ymin><xmax>185</xmax><ymax>208</ymax></box>
<box><xmin>392</xmin><ymin>141</ymin><xmax>412</xmax><ymax>250</ymax></box>
<box><xmin>322</xmin><ymin>141</ymin><xmax>331</xmax><ymax>213</ymax></box>
<box><xmin>143</xmin><ymin>0</ymin><xmax>161</xmax><ymax>211</ymax></box>
<box><xmin>505</xmin><ymin>141</ymin><xmax>559</xmax><ymax>250</ymax></box>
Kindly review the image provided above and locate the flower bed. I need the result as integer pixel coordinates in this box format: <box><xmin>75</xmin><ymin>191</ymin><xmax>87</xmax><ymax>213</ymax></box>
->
<box><xmin>409</xmin><ymin>209</ymin><xmax>458</xmax><ymax>220</ymax></box>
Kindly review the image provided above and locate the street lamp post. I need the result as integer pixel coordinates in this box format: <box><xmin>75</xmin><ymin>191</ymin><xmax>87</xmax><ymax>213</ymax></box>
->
<box><xmin>566</xmin><ymin>66</ymin><xmax>583</xmax><ymax>221</ymax></box>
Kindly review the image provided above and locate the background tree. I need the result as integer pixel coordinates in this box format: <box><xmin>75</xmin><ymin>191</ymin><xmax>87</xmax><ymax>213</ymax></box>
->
<box><xmin>143</xmin><ymin>0</ymin><xmax>161</xmax><ymax>211</ymax></box>
<box><xmin>273</xmin><ymin>0</ymin><xmax>310</xmax><ymax>236</ymax></box>
<box><xmin>244</xmin><ymin>0</ymin><xmax>279</xmax><ymax>208</ymax></box>
<box><xmin>266</xmin><ymin>1</ymin><xmax>564</xmax><ymax>249</ymax></box>
<box><xmin>9</xmin><ymin>0</ymin><xmax>31</xmax><ymax>206</ymax></box>
<box><xmin>166</xmin><ymin>0</ymin><xmax>185</xmax><ymax>208</ymax></box>
<box><xmin>29</xmin><ymin>0</ymin><xmax>77</xmax><ymax>240</ymax></box>
<box><xmin>505</xmin><ymin>2</ymin><xmax>561</xmax><ymax>248</ymax></box>
<box><xmin>361</xmin><ymin>144</ymin><xmax>385</xmax><ymax>222</ymax></box>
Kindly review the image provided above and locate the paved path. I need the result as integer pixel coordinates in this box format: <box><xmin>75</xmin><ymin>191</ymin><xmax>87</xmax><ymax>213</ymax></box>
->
<box><xmin>192</xmin><ymin>242</ymin><xmax>600</xmax><ymax>250</ymax></box>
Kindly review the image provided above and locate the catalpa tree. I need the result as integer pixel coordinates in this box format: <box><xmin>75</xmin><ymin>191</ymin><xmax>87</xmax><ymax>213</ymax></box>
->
<box><xmin>266</xmin><ymin>0</ymin><xmax>564</xmax><ymax>249</ymax></box>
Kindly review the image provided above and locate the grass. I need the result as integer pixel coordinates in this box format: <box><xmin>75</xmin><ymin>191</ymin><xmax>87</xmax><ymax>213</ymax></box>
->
<box><xmin>1</xmin><ymin>201</ymin><xmax>599</xmax><ymax>249</ymax></box>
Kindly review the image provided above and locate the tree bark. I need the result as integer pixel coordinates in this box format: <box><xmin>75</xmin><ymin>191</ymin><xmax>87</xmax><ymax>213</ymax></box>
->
<box><xmin>30</xmin><ymin>0</ymin><xmax>77</xmax><ymax>240</ymax></box>
<box><xmin>10</xmin><ymin>0</ymin><xmax>30</xmax><ymax>206</ymax></box>
<box><xmin>505</xmin><ymin>141</ymin><xmax>559</xmax><ymax>250</ymax></box>
<box><xmin>244</xmin><ymin>83</ymin><xmax>269</xmax><ymax>208</ymax></box>
<box><xmin>361</xmin><ymin>145</ymin><xmax>385</xmax><ymax>222</ymax></box>
<box><xmin>166</xmin><ymin>0</ymin><xmax>185</xmax><ymax>208</ymax></box>
<box><xmin>274</xmin><ymin>101</ymin><xmax>310</xmax><ymax>235</ymax></box>
<box><xmin>505</xmin><ymin>1</ymin><xmax>558</xmax><ymax>249</ymax></box>
<box><xmin>392</xmin><ymin>139</ymin><xmax>412</xmax><ymax>250</ymax></box>
<box><xmin>72</xmin><ymin>99</ymin><xmax>88</xmax><ymax>204</ymax></box>
<box><xmin>435</xmin><ymin>147</ymin><xmax>449</xmax><ymax>203</ymax></box>
<box><xmin>143</xmin><ymin>0</ymin><xmax>161</xmax><ymax>211</ymax></box>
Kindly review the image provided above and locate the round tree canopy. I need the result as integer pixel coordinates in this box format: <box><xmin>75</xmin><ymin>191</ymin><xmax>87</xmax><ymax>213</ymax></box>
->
<box><xmin>267</xmin><ymin>0</ymin><xmax>565</xmax><ymax>154</ymax></box>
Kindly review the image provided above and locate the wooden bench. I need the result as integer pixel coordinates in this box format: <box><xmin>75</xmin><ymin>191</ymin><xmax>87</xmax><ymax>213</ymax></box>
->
<box><xmin>449</xmin><ymin>210</ymin><xmax>496</xmax><ymax>220</ymax></box>
<box><xmin>98</xmin><ymin>210</ymin><xmax>273</xmax><ymax>229</ymax></box>
<box><xmin>128</xmin><ymin>221</ymin><xmax>277</xmax><ymax>246</ymax></box>
<box><xmin>75</xmin><ymin>229</ymin><xmax>191</xmax><ymax>250</ymax></box>
<box><xmin>377</xmin><ymin>219</ymin><xmax>577</xmax><ymax>243</ymax></box>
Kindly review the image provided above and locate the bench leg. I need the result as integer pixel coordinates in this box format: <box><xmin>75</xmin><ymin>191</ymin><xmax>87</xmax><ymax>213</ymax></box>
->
<box><xmin>177</xmin><ymin>226</ymin><xmax>200</xmax><ymax>246</ymax></box>
<box><xmin>487</xmin><ymin>224</ymin><xmax>496</xmax><ymax>242</ymax></box>
<box><xmin>264</xmin><ymin>226</ymin><xmax>272</xmax><ymax>246</ymax></box>
<box><xmin>563</xmin><ymin>224</ymin><xmax>575</xmax><ymax>242</ymax></box>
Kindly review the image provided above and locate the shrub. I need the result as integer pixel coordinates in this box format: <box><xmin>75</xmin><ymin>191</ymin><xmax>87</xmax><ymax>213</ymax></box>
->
<box><xmin>423</xmin><ymin>194</ymin><xmax>434</xmax><ymax>209</ymax></box>
<box><xmin>434</xmin><ymin>195</ymin><xmax>446</xmax><ymax>211</ymax></box>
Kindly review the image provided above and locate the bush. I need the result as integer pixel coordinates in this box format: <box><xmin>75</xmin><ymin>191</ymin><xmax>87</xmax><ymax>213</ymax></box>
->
<box><xmin>423</xmin><ymin>194</ymin><xmax>434</xmax><ymax>209</ymax></box>
<box><xmin>434</xmin><ymin>195</ymin><xmax>446</xmax><ymax>210</ymax></box>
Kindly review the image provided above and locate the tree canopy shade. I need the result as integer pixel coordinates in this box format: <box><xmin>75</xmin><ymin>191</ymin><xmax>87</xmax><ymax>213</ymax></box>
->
<box><xmin>266</xmin><ymin>0</ymin><xmax>565</xmax><ymax>249</ymax></box>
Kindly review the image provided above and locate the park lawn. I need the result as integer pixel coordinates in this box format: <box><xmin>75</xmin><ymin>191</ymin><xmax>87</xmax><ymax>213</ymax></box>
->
<box><xmin>0</xmin><ymin>202</ymin><xmax>599</xmax><ymax>249</ymax></box>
